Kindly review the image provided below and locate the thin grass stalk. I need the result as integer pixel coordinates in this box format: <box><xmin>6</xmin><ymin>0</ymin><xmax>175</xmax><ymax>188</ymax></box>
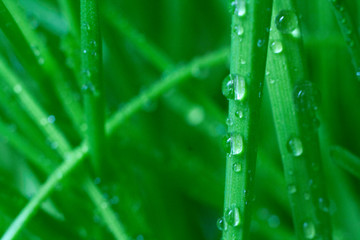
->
<box><xmin>1</xmin><ymin>48</ymin><xmax>228</xmax><ymax>240</ymax></box>
<box><xmin>330</xmin><ymin>146</ymin><xmax>360</xmax><ymax>180</ymax></box>
<box><xmin>265</xmin><ymin>0</ymin><xmax>332</xmax><ymax>239</ymax></box>
<box><xmin>220</xmin><ymin>0</ymin><xmax>273</xmax><ymax>239</ymax></box>
<box><xmin>80</xmin><ymin>0</ymin><xmax>105</xmax><ymax>175</ymax></box>
<box><xmin>328</xmin><ymin>0</ymin><xmax>360</xmax><ymax>80</ymax></box>
<box><xmin>0</xmin><ymin>0</ymin><xmax>84</xmax><ymax>131</ymax></box>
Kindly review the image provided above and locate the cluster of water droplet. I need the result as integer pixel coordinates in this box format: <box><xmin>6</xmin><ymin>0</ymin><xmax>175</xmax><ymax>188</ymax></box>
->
<box><xmin>217</xmin><ymin>205</ymin><xmax>241</xmax><ymax>231</ymax></box>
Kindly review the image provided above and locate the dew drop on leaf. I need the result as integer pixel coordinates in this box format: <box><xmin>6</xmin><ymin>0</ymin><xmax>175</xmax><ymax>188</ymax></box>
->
<box><xmin>288</xmin><ymin>184</ymin><xmax>297</xmax><ymax>194</ymax></box>
<box><xmin>233</xmin><ymin>163</ymin><xmax>241</xmax><ymax>172</ymax></box>
<box><xmin>225</xmin><ymin>206</ymin><xmax>241</xmax><ymax>226</ymax></box>
<box><xmin>275</xmin><ymin>10</ymin><xmax>298</xmax><ymax>34</ymax></box>
<box><xmin>303</xmin><ymin>221</ymin><xmax>315</xmax><ymax>239</ymax></box>
<box><xmin>231</xmin><ymin>132</ymin><xmax>244</xmax><ymax>155</ymax></box>
<box><xmin>287</xmin><ymin>137</ymin><xmax>303</xmax><ymax>157</ymax></box>
<box><xmin>216</xmin><ymin>217</ymin><xmax>227</xmax><ymax>231</ymax></box>
<box><xmin>270</xmin><ymin>41</ymin><xmax>283</xmax><ymax>54</ymax></box>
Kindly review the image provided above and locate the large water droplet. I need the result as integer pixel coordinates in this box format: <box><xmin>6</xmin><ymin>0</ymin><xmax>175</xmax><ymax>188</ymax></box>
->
<box><xmin>235</xmin><ymin>110</ymin><xmax>243</xmax><ymax>119</ymax></box>
<box><xmin>217</xmin><ymin>217</ymin><xmax>227</xmax><ymax>231</ymax></box>
<box><xmin>225</xmin><ymin>206</ymin><xmax>241</xmax><ymax>227</ymax></box>
<box><xmin>237</xmin><ymin>0</ymin><xmax>246</xmax><ymax>17</ymax></box>
<box><xmin>47</xmin><ymin>115</ymin><xmax>56</xmax><ymax>124</ymax></box>
<box><xmin>303</xmin><ymin>221</ymin><xmax>315</xmax><ymax>239</ymax></box>
<box><xmin>222</xmin><ymin>74</ymin><xmax>246</xmax><ymax>101</ymax></box>
<box><xmin>231</xmin><ymin>132</ymin><xmax>244</xmax><ymax>155</ymax></box>
<box><xmin>287</xmin><ymin>137</ymin><xmax>303</xmax><ymax>157</ymax></box>
<box><xmin>234</xmin><ymin>76</ymin><xmax>246</xmax><ymax>101</ymax></box>
<box><xmin>275</xmin><ymin>10</ymin><xmax>298</xmax><ymax>34</ymax></box>
<box><xmin>270</xmin><ymin>41</ymin><xmax>283</xmax><ymax>54</ymax></box>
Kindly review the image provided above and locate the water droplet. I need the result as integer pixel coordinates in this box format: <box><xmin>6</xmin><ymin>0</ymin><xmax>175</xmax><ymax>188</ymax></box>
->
<box><xmin>303</xmin><ymin>221</ymin><xmax>315</xmax><ymax>239</ymax></box>
<box><xmin>226</xmin><ymin>117</ymin><xmax>233</xmax><ymax>126</ymax></box>
<box><xmin>31</xmin><ymin>45</ymin><xmax>41</xmax><ymax>56</ymax></box>
<box><xmin>83</xmin><ymin>49</ymin><xmax>87</xmax><ymax>54</ymax></box>
<box><xmin>233</xmin><ymin>163</ymin><xmax>241</xmax><ymax>172</ymax></box>
<box><xmin>304</xmin><ymin>192</ymin><xmax>310</xmax><ymax>200</ymax></box>
<box><xmin>234</xmin><ymin>25</ymin><xmax>244</xmax><ymax>36</ymax></box>
<box><xmin>294</xmin><ymin>81</ymin><xmax>320</xmax><ymax>114</ymax></box>
<box><xmin>222</xmin><ymin>134</ymin><xmax>232</xmax><ymax>154</ymax></box>
<box><xmin>240</xmin><ymin>59</ymin><xmax>246</xmax><ymax>65</ymax></box>
<box><xmin>40</xmin><ymin>118</ymin><xmax>48</xmax><ymax>126</ymax></box>
<box><xmin>231</xmin><ymin>132</ymin><xmax>244</xmax><ymax>155</ymax></box>
<box><xmin>13</xmin><ymin>84</ymin><xmax>22</xmax><ymax>94</ymax></box>
<box><xmin>257</xmin><ymin>39</ymin><xmax>265</xmax><ymax>47</ymax></box>
<box><xmin>222</xmin><ymin>75</ymin><xmax>234</xmax><ymax>99</ymax></box>
<box><xmin>217</xmin><ymin>217</ymin><xmax>227</xmax><ymax>231</ymax></box>
<box><xmin>275</xmin><ymin>10</ymin><xmax>298</xmax><ymax>34</ymax></box>
<box><xmin>235</xmin><ymin>110</ymin><xmax>243</xmax><ymax>119</ymax></box>
<box><xmin>270</xmin><ymin>41</ymin><xmax>283</xmax><ymax>54</ymax></box>
<box><xmin>287</xmin><ymin>137</ymin><xmax>303</xmax><ymax>157</ymax></box>
<box><xmin>234</xmin><ymin>76</ymin><xmax>246</xmax><ymax>101</ymax></box>
<box><xmin>187</xmin><ymin>106</ymin><xmax>205</xmax><ymax>126</ymax></box>
<box><xmin>288</xmin><ymin>184</ymin><xmax>297</xmax><ymax>194</ymax></box>
<box><xmin>47</xmin><ymin>115</ymin><xmax>56</xmax><ymax>124</ymax></box>
<box><xmin>237</xmin><ymin>0</ymin><xmax>246</xmax><ymax>17</ymax></box>
<box><xmin>225</xmin><ymin>206</ymin><xmax>241</xmax><ymax>226</ymax></box>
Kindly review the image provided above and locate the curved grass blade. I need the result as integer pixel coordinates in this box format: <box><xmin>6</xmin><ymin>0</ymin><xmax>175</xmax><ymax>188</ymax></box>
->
<box><xmin>265</xmin><ymin>0</ymin><xmax>332</xmax><ymax>239</ymax></box>
<box><xmin>221</xmin><ymin>0</ymin><xmax>273</xmax><ymax>239</ymax></box>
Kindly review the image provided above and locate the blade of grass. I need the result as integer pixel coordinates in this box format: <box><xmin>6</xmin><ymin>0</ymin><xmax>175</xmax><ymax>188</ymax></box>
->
<box><xmin>58</xmin><ymin>0</ymin><xmax>80</xmax><ymax>38</ymax></box>
<box><xmin>221</xmin><ymin>0</ymin><xmax>273</xmax><ymax>239</ymax></box>
<box><xmin>1</xmin><ymin>48</ymin><xmax>228</xmax><ymax>240</ymax></box>
<box><xmin>330</xmin><ymin>145</ymin><xmax>360</xmax><ymax>179</ymax></box>
<box><xmin>1</xmin><ymin>0</ymin><xmax>84</xmax><ymax>131</ymax></box>
<box><xmin>81</xmin><ymin>0</ymin><xmax>105</xmax><ymax>175</ymax></box>
<box><xmin>265</xmin><ymin>0</ymin><xmax>332</xmax><ymax>239</ymax></box>
<box><xmin>328</xmin><ymin>0</ymin><xmax>360</xmax><ymax>80</ymax></box>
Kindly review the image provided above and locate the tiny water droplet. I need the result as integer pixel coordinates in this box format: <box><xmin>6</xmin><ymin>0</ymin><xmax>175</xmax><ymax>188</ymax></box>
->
<box><xmin>234</xmin><ymin>25</ymin><xmax>244</xmax><ymax>36</ymax></box>
<box><xmin>303</xmin><ymin>221</ymin><xmax>315</xmax><ymax>239</ymax></box>
<box><xmin>38</xmin><ymin>57</ymin><xmax>45</xmax><ymax>65</ymax></box>
<box><xmin>222</xmin><ymin>134</ymin><xmax>232</xmax><ymax>154</ymax></box>
<box><xmin>275</xmin><ymin>10</ymin><xmax>298</xmax><ymax>34</ymax></box>
<box><xmin>225</xmin><ymin>206</ymin><xmax>241</xmax><ymax>226</ymax></box>
<box><xmin>47</xmin><ymin>115</ymin><xmax>56</xmax><ymax>124</ymax></box>
<box><xmin>235</xmin><ymin>110</ymin><xmax>243</xmax><ymax>119</ymax></box>
<box><xmin>83</xmin><ymin>49</ymin><xmax>87</xmax><ymax>54</ymax></box>
<box><xmin>287</xmin><ymin>137</ymin><xmax>303</xmax><ymax>157</ymax></box>
<box><xmin>288</xmin><ymin>184</ymin><xmax>297</xmax><ymax>194</ymax></box>
<box><xmin>226</xmin><ymin>117</ymin><xmax>233</xmax><ymax>126</ymax></box>
<box><xmin>233</xmin><ymin>163</ymin><xmax>241</xmax><ymax>172</ymax></box>
<box><xmin>217</xmin><ymin>217</ymin><xmax>227</xmax><ymax>231</ymax></box>
<box><xmin>270</xmin><ymin>41</ymin><xmax>283</xmax><ymax>54</ymax></box>
<box><xmin>240</xmin><ymin>59</ymin><xmax>246</xmax><ymax>65</ymax></box>
<box><xmin>257</xmin><ymin>39</ymin><xmax>265</xmax><ymax>47</ymax></box>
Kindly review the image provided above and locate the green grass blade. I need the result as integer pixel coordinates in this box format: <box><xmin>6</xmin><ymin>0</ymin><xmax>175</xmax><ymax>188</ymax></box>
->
<box><xmin>81</xmin><ymin>0</ymin><xmax>105</xmax><ymax>175</ymax></box>
<box><xmin>58</xmin><ymin>0</ymin><xmax>80</xmax><ymax>38</ymax></box>
<box><xmin>106</xmin><ymin>47</ymin><xmax>229</xmax><ymax>135</ymax></box>
<box><xmin>221</xmin><ymin>0</ymin><xmax>273</xmax><ymax>239</ymax></box>
<box><xmin>0</xmin><ymin>57</ymin><xmax>72</xmax><ymax>154</ymax></box>
<box><xmin>328</xmin><ymin>0</ymin><xmax>360</xmax><ymax>80</ymax></box>
<box><xmin>330</xmin><ymin>145</ymin><xmax>360</xmax><ymax>179</ymax></box>
<box><xmin>0</xmin><ymin>144</ymin><xmax>88</xmax><ymax>240</ymax></box>
<box><xmin>0</xmin><ymin>48</ymin><xmax>228</xmax><ymax>240</ymax></box>
<box><xmin>265</xmin><ymin>0</ymin><xmax>332</xmax><ymax>239</ymax></box>
<box><xmin>1</xmin><ymin>0</ymin><xmax>84</xmax><ymax>130</ymax></box>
